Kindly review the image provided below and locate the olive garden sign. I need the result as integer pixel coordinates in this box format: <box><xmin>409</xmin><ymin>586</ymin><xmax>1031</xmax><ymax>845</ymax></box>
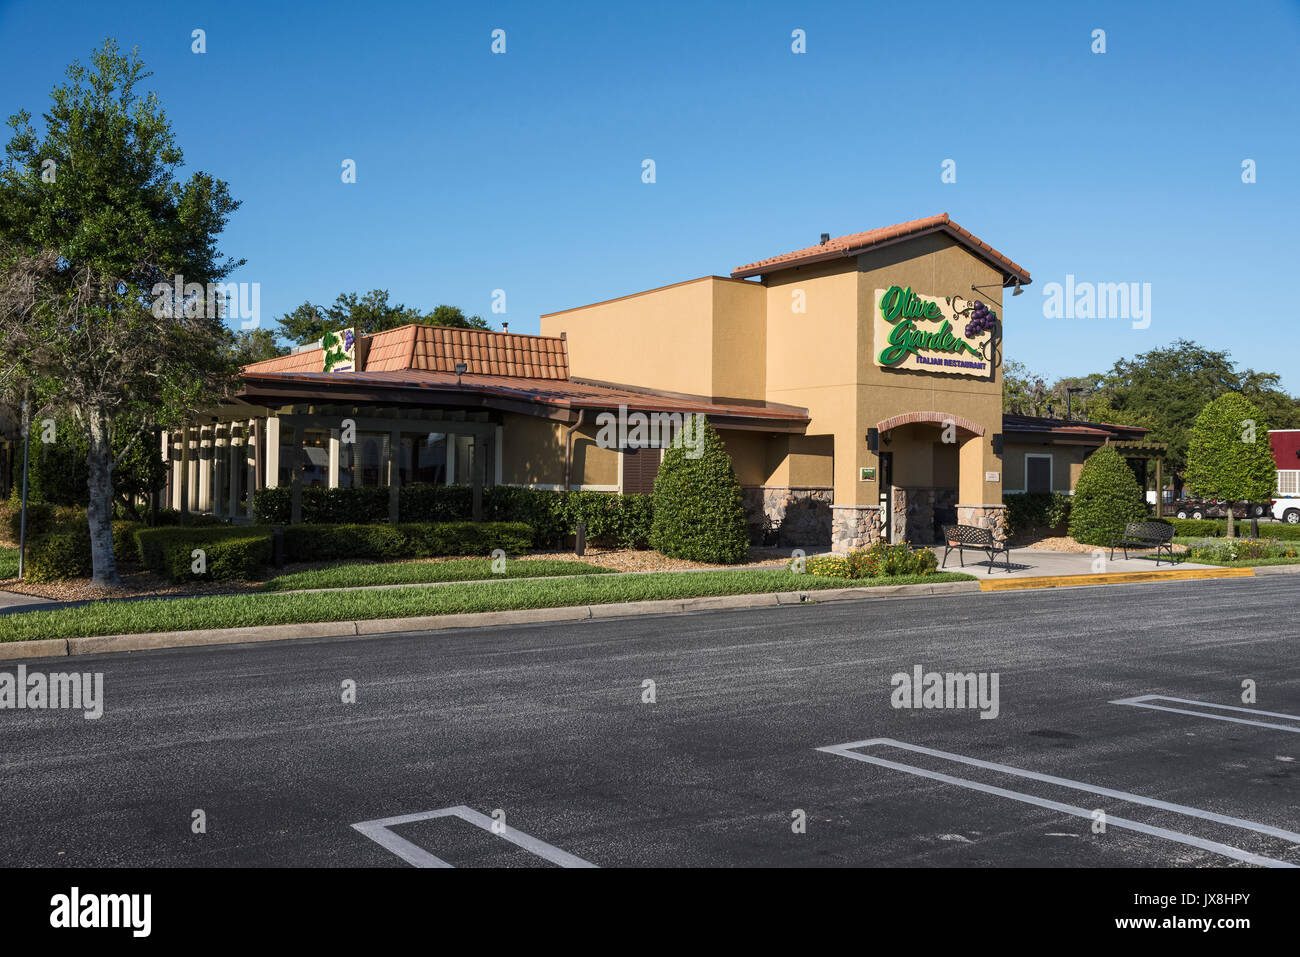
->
<box><xmin>873</xmin><ymin>286</ymin><xmax>997</xmax><ymax>377</ymax></box>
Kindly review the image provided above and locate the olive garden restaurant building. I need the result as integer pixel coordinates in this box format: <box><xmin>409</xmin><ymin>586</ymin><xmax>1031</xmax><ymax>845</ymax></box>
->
<box><xmin>166</xmin><ymin>214</ymin><xmax>1150</xmax><ymax>551</ymax></box>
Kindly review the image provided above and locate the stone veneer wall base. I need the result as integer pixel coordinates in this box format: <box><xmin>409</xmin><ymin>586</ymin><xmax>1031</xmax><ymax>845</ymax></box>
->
<box><xmin>831</xmin><ymin>504</ymin><xmax>884</xmax><ymax>553</ymax></box>
<box><xmin>956</xmin><ymin>503</ymin><xmax>1008</xmax><ymax>541</ymax></box>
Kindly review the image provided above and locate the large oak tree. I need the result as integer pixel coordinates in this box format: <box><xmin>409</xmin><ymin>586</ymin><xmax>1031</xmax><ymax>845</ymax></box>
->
<box><xmin>0</xmin><ymin>40</ymin><xmax>241</xmax><ymax>586</ymax></box>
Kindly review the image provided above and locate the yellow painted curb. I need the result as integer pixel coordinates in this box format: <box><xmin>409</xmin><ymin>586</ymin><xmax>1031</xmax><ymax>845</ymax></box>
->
<box><xmin>979</xmin><ymin>566</ymin><xmax>1255</xmax><ymax>591</ymax></box>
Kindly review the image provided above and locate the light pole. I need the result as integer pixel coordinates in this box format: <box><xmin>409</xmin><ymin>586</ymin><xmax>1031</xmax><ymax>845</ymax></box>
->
<box><xmin>1066</xmin><ymin>387</ymin><xmax>1086</xmax><ymax>420</ymax></box>
<box><xmin>17</xmin><ymin>385</ymin><xmax>31</xmax><ymax>579</ymax></box>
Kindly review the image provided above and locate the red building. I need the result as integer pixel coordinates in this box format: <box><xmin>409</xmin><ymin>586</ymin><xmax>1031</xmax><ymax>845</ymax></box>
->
<box><xmin>1269</xmin><ymin>430</ymin><xmax>1300</xmax><ymax>497</ymax></box>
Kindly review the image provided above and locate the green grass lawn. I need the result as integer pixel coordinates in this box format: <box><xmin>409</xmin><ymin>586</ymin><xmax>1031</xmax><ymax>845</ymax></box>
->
<box><xmin>0</xmin><ymin>569</ymin><xmax>974</xmax><ymax>642</ymax></box>
<box><xmin>264</xmin><ymin>557</ymin><xmax>614</xmax><ymax>591</ymax></box>
<box><xmin>0</xmin><ymin>545</ymin><xmax>18</xmax><ymax>580</ymax></box>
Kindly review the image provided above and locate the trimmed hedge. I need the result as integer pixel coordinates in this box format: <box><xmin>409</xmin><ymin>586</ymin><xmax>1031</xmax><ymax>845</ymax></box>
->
<box><xmin>1068</xmin><ymin>447</ymin><xmax>1148</xmax><ymax>546</ymax></box>
<box><xmin>25</xmin><ymin>526</ymin><xmax>93</xmax><ymax>583</ymax></box>
<box><xmin>252</xmin><ymin>483</ymin><xmax>652</xmax><ymax>549</ymax></box>
<box><xmin>166</xmin><ymin>534</ymin><xmax>273</xmax><ymax>583</ymax></box>
<box><xmin>1171</xmin><ymin>518</ymin><xmax>1300</xmax><ymax>540</ymax></box>
<box><xmin>131</xmin><ymin>521</ymin><xmax>535</xmax><ymax>583</ymax></box>
<box><xmin>282</xmin><ymin>522</ymin><xmax>533</xmax><ymax>563</ymax></box>
<box><xmin>2</xmin><ymin>501</ymin><xmax>83</xmax><ymax>543</ymax></box>
<box><xmin>113</xmin><ymin>521</ymin><xmax>143</xmax><ymax>566</ymax></box>
<box><xmin>134</xmin><ymin>526</ymin><xmax>276</xmax><ymax>580</ymax></box>
<box><xmin>650</xmin><ymin>419</ymin><xmax>749</xmax><ymax>564</ymax></box>
<box><xmin>1003</xmin><ymin>492</ymin><xmax>1072</xmax><ymax>538</ymax></box>
<box><xmin>152</xmin><ymin>509</ymin><xmax>231</xmax><ymax>528</ymax></box>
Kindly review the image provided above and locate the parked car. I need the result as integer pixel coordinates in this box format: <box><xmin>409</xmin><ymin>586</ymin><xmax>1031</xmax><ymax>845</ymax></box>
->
<box><xmin>1273</xmin><ymin>498</ymin><xmax>1300</xmax><ymax>525</ymax></box>
<box><xmin>1173</xmin><ymin>498</ymin><xmax>1271</xmax><ymax>520</ymax></box>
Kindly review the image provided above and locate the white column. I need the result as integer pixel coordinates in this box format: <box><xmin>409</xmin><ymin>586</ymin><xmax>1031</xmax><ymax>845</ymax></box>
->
<box><xmin>264</xmin><ymin>416</ymin><xmax>281</xmax><ymax>489</ymax></box>
<box><xmin>198</xmin><ymin>427</ymin><xmax>212</xmax><ymax>513</ymax></box>
<box><xmin>328</xmin><ymin>428</ymin><xmax>340</xmax><ymax>488</ymax></box>
<box><xmin>245</xmin><ymin>420</ymin><xmax>257</xmax><ymax>519</ymax></box>
<box><xmin>228</xmin><ymin>427</ymin><xmax>241</xmax><ymax>518</ymax></box>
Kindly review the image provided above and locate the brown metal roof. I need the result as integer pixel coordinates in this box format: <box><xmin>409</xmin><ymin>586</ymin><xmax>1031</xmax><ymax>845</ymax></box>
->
<box><xmin>1002</xmin><ymin>414</ymin><xmax>1148</xmax><ymax>440</ymax></box>
<box><xmin>731</xmin><ymin>213</ymin><xmax>1031</xmax><ymax>284</ymax></box>
<box><xmin>237</xmin><ymin>368</ymin><xmax>809</xmax><ymax>427</ymax></box>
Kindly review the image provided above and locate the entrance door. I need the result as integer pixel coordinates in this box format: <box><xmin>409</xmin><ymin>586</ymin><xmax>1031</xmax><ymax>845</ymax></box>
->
<box><xmin>877</xmin><ymin>451</ymin><xmax>893</xmax><ymax>544</ymax></box>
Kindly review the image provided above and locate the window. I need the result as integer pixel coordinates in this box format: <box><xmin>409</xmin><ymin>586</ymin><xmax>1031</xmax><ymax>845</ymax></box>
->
<box><xmin>1279</xmin><ymin>471</ymin><xmax>1300</xmax><ymax>496</ymax></box>
<box><xmin>1025</xmin><ymin>454</ymin><xmax>1052</xmax><ymax>493</ymax></box>
<box><xmin>412</xmin><ymin>433</ymin><xmax>447</xmax><ymax>485</ymax></box>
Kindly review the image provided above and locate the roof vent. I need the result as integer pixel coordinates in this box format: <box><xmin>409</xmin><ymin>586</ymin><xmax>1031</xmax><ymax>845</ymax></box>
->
<box><xmin>820</xmin><ymin>233</ymin><xmax>830</xmax><ymax>245</ymax></box>
<box><xmin>502</xmin><ymin>321</ymin><xmax>509</xmax><ymax>334</ymax></box>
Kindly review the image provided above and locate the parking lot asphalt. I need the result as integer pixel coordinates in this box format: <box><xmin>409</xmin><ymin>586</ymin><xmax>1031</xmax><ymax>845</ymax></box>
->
<box><xmin>0</xmin><ymin>574</ymin><xmax>1296</xmax><ymax>868</ymax></box>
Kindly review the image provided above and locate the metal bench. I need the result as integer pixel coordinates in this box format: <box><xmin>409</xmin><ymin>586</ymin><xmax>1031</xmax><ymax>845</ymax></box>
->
<box><xmin>1110</xmin><ymin>521</ymin><xmax>1176</xmax><ymax>565</ymax></box>
<box><xmin>941</xmin><ymin>523</ymin><xmax>1011</xmax><ymax>573</ymax></box>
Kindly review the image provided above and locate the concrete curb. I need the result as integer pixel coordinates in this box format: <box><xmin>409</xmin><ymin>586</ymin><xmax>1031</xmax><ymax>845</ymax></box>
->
<box><xmin>1248</xmin><ymin>563</ymin><xmax>1300</xmax><ymax>576</ymax></box>
<box><xmin>0</xmin><ymin>579</ymin><xmax>983</xmax><ymax>661</ymax></box>
<box><xmin>978</xmin><ymin>566</ymin><xmax>1255</xmax><ymax>592</ymax></box>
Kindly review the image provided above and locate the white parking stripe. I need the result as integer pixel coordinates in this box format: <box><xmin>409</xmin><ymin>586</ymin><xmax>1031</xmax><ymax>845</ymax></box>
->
<box><xmin>352</xmin><ymin>805</ymin><xmax>597</xmax><ymax>868</ymax></box>
<box><xmin>818</xmin><ymin>738</ymin><xmax>1299</xmax><ymax>868</ymax></box>
<box><xmin>1110</xmin><ymin>694</ymin><xmax>1300</xmax><ymax>733</ymax></box>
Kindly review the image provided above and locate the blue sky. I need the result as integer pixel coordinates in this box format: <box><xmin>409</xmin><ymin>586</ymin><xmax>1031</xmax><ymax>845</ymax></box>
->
<box><xmin>2</xmin><ymin>0</ymin><xmax>1298</xmax><ymax>389</ymax></box>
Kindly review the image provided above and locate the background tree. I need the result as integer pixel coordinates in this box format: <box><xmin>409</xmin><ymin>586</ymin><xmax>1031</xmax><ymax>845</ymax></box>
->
<box><xmin>1067</xmin><ymin>446</ymin><xmax>1148</xmax><ymax>546</ymax></box>
<box><xmin>0</xmin><ymin>40</ymin><xmax>240</xmax><ymax>586</ymax></box>
<box><xmin>649</xmin><ymin>418</ymin><xmax>749</xmax><ymax>564</ymax></box>
<box><xmin>1184</xmin><ymin>393</ymin><xmax>1277</xmax><ymax>538</ymax></box>
<box><xmin>1002</xmin><ymin>360</ymin><xmax>1052</xmax><ymax>416</ymax></box>
<box><xmin>1094</xmin><ymin>340</ymin><xmax>1300</xmax><ymax>493</ymax></box>
<box><xmin>274</xmin><ymin>289</ymin><xmax>489</xmax><ymax>344</ymax></box>
<box><xmin>229</xmin><ymin>327</ymin><xmax>289</xmax><ymax>366</ymax></box>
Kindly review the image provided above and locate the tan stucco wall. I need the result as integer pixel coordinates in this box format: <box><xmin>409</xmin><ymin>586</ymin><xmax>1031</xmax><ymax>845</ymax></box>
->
<box><xmin>537</xmin><ymin>232</ymin><xmax>1014</xmax><ymax>509</ymax></box>
<box><xmin>717</xmin><ymin>429</ymin><xmax>771</xmax><ymax>486</ymax></box>
<box><xmin>1003</xmin><ymin>443</ymin><xmax>1094</xmax><ymax>493</ymax></box>
<box><xmin>755</xmin><ymin>234</ymin><xmax>1006</xmax><ymax>507</ymax></box>
<box><xmin>852</xmin><ymin>234</ymin><xmax>1006</xmax><ymax>508</ymax></box>
<box><xmin>540</xmin><ymin>276</ymin><xmax>765</xmax><ymax>400</ymax></box>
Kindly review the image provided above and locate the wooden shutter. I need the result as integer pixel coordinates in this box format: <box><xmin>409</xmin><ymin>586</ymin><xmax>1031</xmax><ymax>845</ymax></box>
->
<box><xmin>621</xmin><ymin>447</ymin><xmax>661</xmax><ymax>495</ymax></box>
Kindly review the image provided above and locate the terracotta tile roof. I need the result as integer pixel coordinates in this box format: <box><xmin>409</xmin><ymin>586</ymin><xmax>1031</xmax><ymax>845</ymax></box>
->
<box><xmin>731</xmin><ymin>213</ymin><xmax>1031</xmax><ymax>284</ymax></box>
<box><xmin>241</xmin><ymin>324</ymin><xmax>569</xmax><ymax>380</ymax></box>
<box><xmin>401</xmin><ymin>325</ymin><xmax>568</xmax><ymax>379</ymax></box>
<box><xmin>363</xmin><ymin>325</ymin><xmax>418</xmax><ymax>372</ymax></box>
<box><xmin>238</xmin><ymin>368</ymin><xmax>809</xmax><ymax>425</ymax></box>
<box><xmin>241</xmin><ymin>347</ymin><xmax>328</xmax><ymax>375</ymax></box>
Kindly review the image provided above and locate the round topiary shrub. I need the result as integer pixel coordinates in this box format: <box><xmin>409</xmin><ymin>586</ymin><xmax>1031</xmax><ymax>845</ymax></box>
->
<box><xmin>1067</xmin><ymin>446</ymin><xmax>1148</xmax><ymax>546</ymax></box>
<box><xmin>649</xmin><ymin>417</ymin><xmax>749</xmax><ymax>564</ymax></box>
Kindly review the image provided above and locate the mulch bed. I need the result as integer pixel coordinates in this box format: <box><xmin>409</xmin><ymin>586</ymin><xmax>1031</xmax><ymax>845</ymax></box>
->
<box><xmin>1005</xmin><ymin>534</ymin><xmax>1189</xmax><ymax>555</ymax></box>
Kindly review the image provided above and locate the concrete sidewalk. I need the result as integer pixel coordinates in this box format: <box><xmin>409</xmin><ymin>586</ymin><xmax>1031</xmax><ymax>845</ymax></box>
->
<box><xmin>930</xmin><ymin>547</ymin><xmax>1220</xmax><ymax>579</ymax></box>
<box><xmin>0</xmin><ymin>590</ymin><xmax>57</xmax><ymax>613</ymax></box>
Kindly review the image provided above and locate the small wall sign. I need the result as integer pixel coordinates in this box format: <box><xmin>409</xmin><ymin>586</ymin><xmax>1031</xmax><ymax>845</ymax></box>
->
<box><xmin>860</xmin><ymin>467</ymin><xmax>876</xmax><ymax>481</ymax></box>
<box><xmin>985</xmin><ymin>471</ymin><xmax>1000</xmax><ymax>482</ymax></box>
